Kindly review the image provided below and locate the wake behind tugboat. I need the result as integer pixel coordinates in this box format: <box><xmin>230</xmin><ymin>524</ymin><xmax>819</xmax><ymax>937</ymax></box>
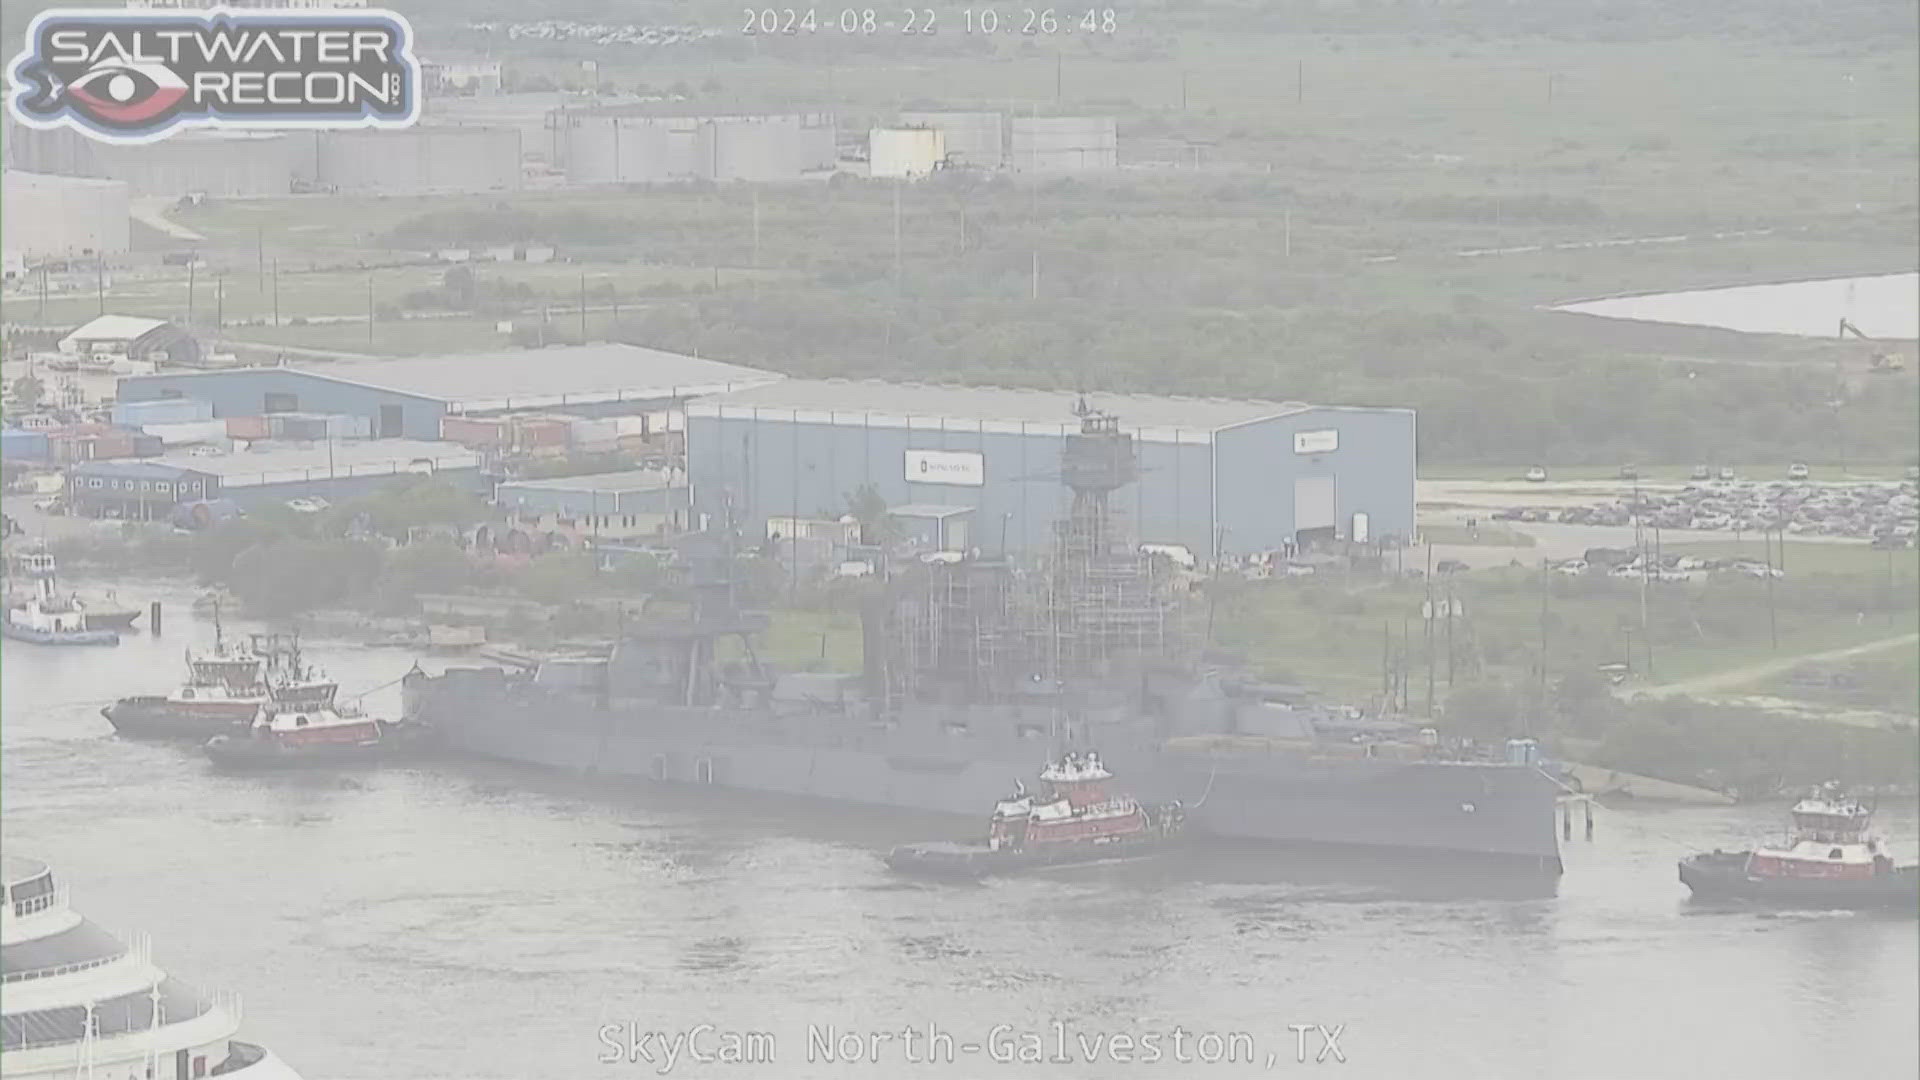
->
<box><xmin>887</xmin><ymin>751</ymin><xmax>1185</xmax><ymax>879</ymax></box>
<box><xmin>1679</xmin><ymin>784</ymin><xmax>1920</xmax><ymax>910</ymax></box>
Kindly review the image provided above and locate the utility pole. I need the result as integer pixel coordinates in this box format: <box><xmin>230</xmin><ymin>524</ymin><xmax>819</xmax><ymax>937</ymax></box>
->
<box><xmin>1031</xmin><ymin>250</ymin><xmax>1039</xmax><ymax>300</ymax></box>
<box><xmin>215</xmin><ymin>275</ymin><xmax>224</xmax><ymax>329</ymax></box>
<box><xmin>187</xmin><ymin>260</ymin><xmax>196</xmax><ymax>326</ymax></box>
<box><xmin>1446</xmin><ymin>582</ymin><xmax>1456</xmax><ymax>687</ymax></box>
<box><xmin>1536</xmin><ymin>558</ymin><xmax>1548</xmax><ymax>728</ymax></box>
<box><xmin>579</xmin><ymin>272</ymin><xmax>587</xmax><ymax>341</ymax></box>
<box><xmin>1296</xmin><ymin>59</ymin><xmax>1304</xmax><ymax>103</ymax></box>
<box><xmin>1424</xmin><ymin>542</ymin><xmax>1435</xmax><ymax>718</ymax></box>
<box><xmin>271</xmin><ymin>259</ymin><xmax>280</xmax><ymax>327</ymax></box>
<box><xmin>1283</xmin><ymin>209</ymin><xmax>1292</xmax><ymax>258</ymax></box>
<box><xmin>96</xmin><ymin>255</ymin><xmax>104</xmax><ymax>314</ymax></box>
<box><xmin>1055</xmin><ymin>52</ymin><xmax>1063</xmax><ymax>101</ymax></box>
<box><xmin>1764</xmin><ymin>529</ymin><xmax>1779</xmax><ymax>650</ymax></box>
<box><xmin>892</xmin><ymin>182</ymin><xmax>902</xmax><ymax>291</ymax></box>
<box><xmin>1180</xmin><ymin>71</ymin><xmax>1188</xmax><ymax>111</ymax></box>
<box><xmin>367</xmin><ymin>272</ymin><xmax>375</xmax><ymax>345</ymax></box>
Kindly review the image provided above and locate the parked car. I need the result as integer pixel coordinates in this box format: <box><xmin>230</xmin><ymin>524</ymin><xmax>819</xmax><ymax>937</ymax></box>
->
<box><xmin>1690</xmin><ymin>464</ymin><xmax>1712</xmax><ymax>481</ymax></box>
<box><xmin>286</xmin><ymin>497</ymin><xmax>330</xmax><ymax>514</ymax></box>
<box><xmin>1618</xmin><ymin>464</ymin><xmax>1640</xmax><ymax>480</ymax></box>
<box><xmin>1787</xmin><ymin>462</ymin><xmax>1810</xmax><ymax>480</ymax></box>
<box><xmin>1524</xmin><ymin>466</ymin><xmax>1548</xmax><ymax>482</ymax></box>
<box><xmin>1435</xmin><ymin>559</ymin><xmax>1469</xmax><ymax>575</ymax></box>
<box><xmin>1718</xmin><ymin>467</ymin><xmax>1737</xmax><ymax>481</ymax></box>
<box><xmin>1552</xmin><ymin>559</ymin><xmax>1588</xmax><ymax>576</ymax></box>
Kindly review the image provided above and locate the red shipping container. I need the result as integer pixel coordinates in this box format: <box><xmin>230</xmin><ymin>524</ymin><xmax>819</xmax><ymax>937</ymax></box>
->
<box><xmin>226</xmin><ymin>416</ymin><xmax>270</xmax><ymax>439</ymax></box>
<box><xmin>440</xmin><ymin>415</ymin><xmax>509</xmax><ymax>448</ymax></box>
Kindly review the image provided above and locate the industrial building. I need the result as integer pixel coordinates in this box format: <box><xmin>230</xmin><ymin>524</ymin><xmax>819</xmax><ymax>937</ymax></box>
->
<box><xmin>495</xmin><ymin>468</ymin><xmax>687</xmax><ymax>541</ymax></box>
<box><xmin>314</xmin><ymin>127</ymin><xmax>523</xmax><ymax>194</ymax></box>
<box><xmin>1010</xmin><ymin>117</ymin><xmax>1118</xmax><ymax>172</ymax></box>
<box><xmin>423</xmin><ymin>56</ymin><xmax>505</xmax><ymax>96</ymax></box>
<box><xmin>70</xmin><ymin>440</ymin><xmax>483</xmax><ymax>516</ymax></box>
<box><xmin>897</xmin><ymin>112</ymin><xmax>1005</xmax><ymax>169</ymax></box>
<box><xmin>59</xmin><ymin>316</ymin><xmax>202</xmax><ymax>367</ymax></box>
<box><xmin>0</xmin><ymin>171</ymin><xmax>129</xmax><ymax>263</ymax></box>
<box><xmin>685</xmin><ymin>379</ymin><xmax>1415</xmax><ymax>560</ymax></box>
<box><xmin>116</xmin><ymin>344</ymin><xmax>782</xmax><ymax>440</ymax></box>
<box><xmin>556</xmin><ymin>110</ymin><xmax>837</xmax><ymax>184</ymax></box>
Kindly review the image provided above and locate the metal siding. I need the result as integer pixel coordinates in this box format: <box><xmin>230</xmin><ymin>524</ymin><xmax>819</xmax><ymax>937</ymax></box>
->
<box><xmin>116</xmin><ymin>371</ymin><xmax>448</xmax><ymax>439</ymax></box>
<box><xmin>689</xmin><ymin>413</ymin><xmax>1221</xmax><ymax>556</ymax></box>
<box><xmin>1212</xmin><ymin>408</ymin><xmax>1416</xmax><ymax>553</ymax></box>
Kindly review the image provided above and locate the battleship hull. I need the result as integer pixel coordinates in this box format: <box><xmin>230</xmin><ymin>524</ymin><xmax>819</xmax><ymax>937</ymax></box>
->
<box><xmin>411</xmin><ymin>669</ymin><xmax>1564</xmax><ymax>872</ymax></box>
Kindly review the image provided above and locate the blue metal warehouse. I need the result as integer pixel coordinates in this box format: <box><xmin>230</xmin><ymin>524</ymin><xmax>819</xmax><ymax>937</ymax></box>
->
<box><xmin>115</xmin><ymin>345</ymin><xmax>781</xmax><ymax>439</ymax></box>
<box><xmin>685</xmin><ymin>379</ymin><xmax>1415</xmax><ymax>559</ymax></box>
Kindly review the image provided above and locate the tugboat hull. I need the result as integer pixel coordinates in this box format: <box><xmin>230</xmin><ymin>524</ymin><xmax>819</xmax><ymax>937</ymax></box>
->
<box><xmin>2</xmin><ymin>622</ymin><xmax>118</xmax><ymax>646</ymax></box>
<box><xmin>103</xmin><ymin>699</ymin><xmax>260</xmax><ymax>740</ymax></box>
<box><xmin>1679</xmin><ymin>852</ymin><xmax>1920</xmax><ymax>909</ymax></box>
<box><xmin>204</xmin><ymin>723</ymin><xmax>434</xmax><ymax>770</ymax></box>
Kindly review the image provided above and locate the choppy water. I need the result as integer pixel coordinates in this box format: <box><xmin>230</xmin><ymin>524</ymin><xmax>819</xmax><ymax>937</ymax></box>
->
<box><xmin>3</xmin><ymin>584</ymin><xmax>1915</xmax><ymax>1080</ymax></box>
<box><xmin>1554</xmin><ymin>271</ymin><xmax>1919</xmax><ymax>339</ymax></box>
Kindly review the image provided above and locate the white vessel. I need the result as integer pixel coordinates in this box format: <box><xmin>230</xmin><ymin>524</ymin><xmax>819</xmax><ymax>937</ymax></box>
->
<box><xmin>1</xmin><ymin>856</ymin><xmax>303</xmax><ymax>1079</ymax></box>
<box><xmin>1</xmin><ymin>550</ymin><xmax>119</xmax><ymax>646</ymax></box>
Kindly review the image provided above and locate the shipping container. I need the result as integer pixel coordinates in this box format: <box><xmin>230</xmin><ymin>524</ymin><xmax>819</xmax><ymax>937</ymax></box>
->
<box><xmin>112</xmin><ymin>397</ymin><xmax>213</xmax><ymax>427</ymax></box>
<box><xmin>0</xmin><ymin>428</ymin><xmax>50</xmax><ymax>462</ymax></box>
<box><xmin>511</xmin><ymin>415</ymin><xmax>571</xmax><ymax>449</ymax></box>
<box><xmin>226</xmin><ymin>416</ymin><xmax>270</xmax><ymax>440</ymax></box>
<box><xmin>141</xmin><ymin>419</ymin><xmax>230</xmax><ymax>446</ymax></box>
<box><xmin>440</xmin><ymin>415</ymin><xmax>511</xmax><ymax>448</ymax></box>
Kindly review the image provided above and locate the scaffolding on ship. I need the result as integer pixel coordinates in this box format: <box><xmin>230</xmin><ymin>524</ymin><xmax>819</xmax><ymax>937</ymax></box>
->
<box><xmin>886</xmin><ymin>405</ymin><xmax>1180</xmax><ymax>711</ymax></box>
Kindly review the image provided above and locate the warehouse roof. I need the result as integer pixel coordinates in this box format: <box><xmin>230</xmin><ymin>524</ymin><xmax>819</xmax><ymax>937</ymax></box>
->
<box><xmin>152</xmin><ymin>439</ymin><xmax>479</xmax><ymax>487</ymax></box>
<box><xmin>496</xmin><ymin>469</ymin><xmax>679</xmax><ymax>495</ymax></box>
<box><xmin>688</xmin><ymin>378</ymin><xmax>1316</xmax><ymax>432</ymax></box>
<box><xmin>290</xmin><ymin>345</ymin><xmax>781</xmax><ymax>412</ymax></box>
<box><xmin>60</xmin><ymin>315</ymin><xmax>168</xmax><ymax>348</ymax></box>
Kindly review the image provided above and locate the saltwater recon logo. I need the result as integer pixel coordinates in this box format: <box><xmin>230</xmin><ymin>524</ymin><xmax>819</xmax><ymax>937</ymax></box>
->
<box><xmin>5</xmin><ymin>7</ymin><xmax>419</xmax><ymax>143</ymax></box>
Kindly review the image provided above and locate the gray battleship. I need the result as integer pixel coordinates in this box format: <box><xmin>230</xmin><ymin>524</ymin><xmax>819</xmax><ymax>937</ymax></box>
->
<box><xmin>406</xmin><ymin>408</ymin><xmax>1564</xmax><ymax>872</ymax></box>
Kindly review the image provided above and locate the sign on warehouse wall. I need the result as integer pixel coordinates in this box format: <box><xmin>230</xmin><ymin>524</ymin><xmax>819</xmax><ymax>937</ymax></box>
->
<box><xmin>1293</xmin><ymin>429</ymin><xmax>1339</xmax><ymax>454</ymax></box>
<box><xmin>904</xmin><ymin>449</ymin><xmax>984</xmax><ymax>487</ymax></box>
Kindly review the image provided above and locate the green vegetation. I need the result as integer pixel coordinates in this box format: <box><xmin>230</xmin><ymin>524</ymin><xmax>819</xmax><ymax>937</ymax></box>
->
<box><xmin>1210</xmin><ymin>558</ymin><xmax>1919</xmax><ymax>789</ymax></box>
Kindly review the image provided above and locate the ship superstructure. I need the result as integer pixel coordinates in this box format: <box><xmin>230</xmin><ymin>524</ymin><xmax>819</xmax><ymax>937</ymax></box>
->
<box><xmin>409</xmin><ymin>406</ymin><xmax>1564</xmax><ymax>870</ymax></box>
<box><xmin>1</xmin><ymin>856</ymin><xmax>302</xmax><ymax>1079</ymax></box>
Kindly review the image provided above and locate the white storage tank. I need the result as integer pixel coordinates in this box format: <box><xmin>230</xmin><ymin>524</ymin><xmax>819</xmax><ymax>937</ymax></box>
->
<box><xmin>898</xmin><ymin>111</ymin><xmax>1004</xmax><ymax>169</ymax></box>
<box><xmin>1</xmin><ymin>171</ymin><xmax>129</xmax><ymax>260</ymax></box>
<box><xmin>317</xmin><ymin>127</ymin><xmax>522</xmax><ymax>194</ymax></box>
<box><xmin>868</xmin><ymin>127</ymin><xmax>945</xmax><ymax>178</ymax></box>
<box><xmin>1010</xmin><ymin>116</ymin><xmax>1118</xmax><ymax>172</ymax></box>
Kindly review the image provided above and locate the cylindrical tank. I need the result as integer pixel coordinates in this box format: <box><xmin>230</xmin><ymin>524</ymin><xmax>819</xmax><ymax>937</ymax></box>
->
<box><xmin>899</xmin><ymin>111</ymin><xmax>1004</xmax><ymax>169</ymax></box>
<box><xmin>0</xmin><ymin>171</ymin><xmax>130</xmax><ymax>258</ymax></box>
<box><xmin>316</xmin><ymin>127</ymin><xmax>522</xmax><ymax>194</ymax></box>
<box><xmin>1010</xmin><ymin>116</ymin><xmax>1118</xmax><ymax>172</ymax></box>
<box><xmin>869</xmin><ymin>128</ymin><xmax>945</xmax><ymax>178</ymax></box>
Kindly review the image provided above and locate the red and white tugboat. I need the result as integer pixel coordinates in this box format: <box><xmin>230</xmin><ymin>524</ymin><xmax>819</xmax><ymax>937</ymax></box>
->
<box><xmin>204</xmin><ymin>642</ymin><xmax>430</xmax><ymax>769</ymax></box>
<box><xmin>1679</xmin><ymin>783</ymin><xmax>1918</xmax><ymax>909</ymax></box>
<box><xmin>887</xmin><ymin>751</ymin><xmax>1185</xmax><ymax>878</ymax></box>
<box><xmin>102</xmin><ymin>612</ymin><xmax>277</xmax><ymax>739</ymax></box>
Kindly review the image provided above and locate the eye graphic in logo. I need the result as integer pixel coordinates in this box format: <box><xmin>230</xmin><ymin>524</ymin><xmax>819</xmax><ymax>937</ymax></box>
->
<box><xmin>62</xmin><ymin>59</ymin><xmax>187</xmax><ymax>126</ymax></box>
